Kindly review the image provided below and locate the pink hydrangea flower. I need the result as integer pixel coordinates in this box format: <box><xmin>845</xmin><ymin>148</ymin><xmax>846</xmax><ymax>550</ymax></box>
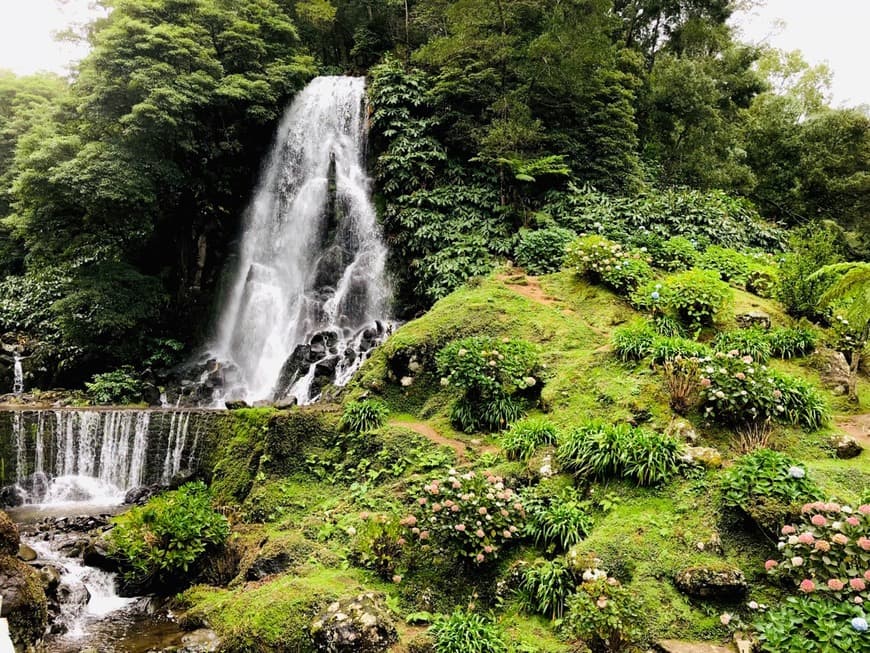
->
<box><xmin>700</xmin><ymin>378</ymin><xmax>712</xmax><ymax>388</ymax></box>
<box><xmin>419</xmin><ymin>530</ymin><xmax>430</xmax><ymax>540</ymax></box>
<box><xmin>858</xmin><ymin>537</ymin><xmax>870</xmax><ymax>551</ymax></box>
<box><xmin>484</xmin><ymin>545</ymin><xmax>493</xmax><ymax>553</ymax></box>
<box><xmin>824</xmin><ymin>502</ymin><xmax>841</xmax><ymax>512</ymax></box>
<box><xmin>397</xmin><ymin>537</ymin><xmax>407</xmax><ymax>546</ymax></box>
<box><xmin>799</xmin><ymin>579</ymin><xmax>815</xmax><ymax>593</ymax></box>
<box><xmin>451</xmin><ymin>504</ymin><xmax>460</xmax><ymax>512</ymax></box>
<box><xmin>478</xmin><ymin>507</ymin><xmax>487</xmax><ymax>515</ymax></box>
<box><xmin>827</xmin><ymin>579</ymin><xmax>846</xmax><ymax>591</ymax></box>
<box><xmin>847</xmin><ymin>517</ymin><xmax>861</xmax><ymax>527</ymax></box>
<box><xmin>814</xmin><ymin>540</ymin><xmax>831</xmax><ymax>552</ymax></box>
<box><xmin>811</xmin><ymin>514</ymin><xmax>827</xmax><ymax>527</ymax></box>
<box><xmin>418</xmin><ymin>497</ymin><xmax>427</xmax><ymax>505</ymax></box>
<box><xmin>781</xmin><ymin>525</ymin><xmax>796</xmax><ymax>535</ymax></box>
<box><xmin>864</xmin><ymin>570</ymin><xmax>870</xmax><ymax>582</ymax></box>
<box><xmin>850</xmin><ymin>578</ymin><xmax>867</xmax><ymax>592</ymax></box>
<box><xmin>475</xmin><ymin>529</ymin><xmax>485</xmax><ymax>538</ymax></box>
<box><xmin>735</xmin><ymin>372</ymin><xmax>746</xmax><ymax>381</ymax></box>
<box><xmin>798</xmin><ymin>533</ymin><xmax>815</xmax><ymax>545</ymax></box>
<box><xmin>832</xmin><ymin>534</ymin><xmax>849</xmax><ymax>546</ymax></box>
<box><xmin>791</xmin><ymin>556</ymin><xmax>804</xmax><ymax>567</ymax></box>
<box><xmin>764</xmin><ymin>560</ymin><xmax>778</xmax><ymax>571</ymax></box>
<box><xmin>432</xmin><ymin>503</ymin><xmax>442</xmax><ymax>512</ymax></box>
<box><xmin>476</xmin><ymin>553</ymin><xmax>485</xmax><ymax>563</ymax></box>
<box><xmin>858</xmin><ymin>505</ymin><xmax>870</xmax><ymax>515</ymax></box>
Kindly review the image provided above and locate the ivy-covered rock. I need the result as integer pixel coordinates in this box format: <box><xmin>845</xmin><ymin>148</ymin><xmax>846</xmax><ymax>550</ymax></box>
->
<box><xmin>310</xmin><ymin>592</ymin><xmax>398</xmax><ymax>653</ymax></box>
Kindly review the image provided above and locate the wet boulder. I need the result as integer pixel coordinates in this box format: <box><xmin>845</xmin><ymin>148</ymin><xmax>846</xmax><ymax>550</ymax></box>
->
<box><xmin>17</xmin><ymin>542</ymin><xmax>37</xmax><ymax>562</ymax></box>
<box><xmin>0</xmin><ymin>509</ymin><xmax>19</xmax><ymax>555</ymax></box>
<box><xmin>675</xmin><ymin>565</ymin><xmax>748</xmax><ymax>600</ymax></box>
<box><xmin>0</xmin><ymin>555</ymin><xmax>48</xmax><ymax>649</ymax></box>
<box><xmin>310</xmin><ymin>592</ymin><xmax>398</xmax><ymax>653</ymax></box>
<box><xmin>831</xmin><ymin>434</ymin><xmax>863</xmax><ymax>459</ymax></box>
<box><xmin>83</xmin><ymin>535</ymin><xmax>118</xmax><ymax>573</ymax></box>
<box><xmin>124</xmin><ymin>484</ymin><xmax>165</xmax><ymax>505</ymax></box>
<box><xmin>735</xmin><ymin>311</ymin><xmax>770</xmax><ymax>330</ymax></box>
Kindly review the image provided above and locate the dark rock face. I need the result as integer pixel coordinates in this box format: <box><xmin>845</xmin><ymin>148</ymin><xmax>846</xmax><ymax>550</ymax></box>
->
<box><xmin>82</xmin><ymin>536</ymin><xmax>118</xmax><ymax>573</ymax></box>
<box><xmin>0</xmin><ymin>554</ymin><xmax>48</xmax><ymax>648</ymax></box>
<box><xmin>244</xmin><ymin>551</ymin><xmax>292</xmax><ymax>581</ymax></box>
<box><xmin>310</xmin><ymin>592</ymin><xmax>398</xmax><ymax>653</ymax></box>
<box><xmin>675</xmin><ymin>565</ymin><xmax>748</xmax><ymax>600</ymax></box>
<box><xmin>125</xmin><ymin>484</ymin><xmax>166</xmax><ymax>505</ymax></box>
<box><xmin>0</xmin><ymin>509</ymin><xmax>19</xmax><ymax>555</ymax></box>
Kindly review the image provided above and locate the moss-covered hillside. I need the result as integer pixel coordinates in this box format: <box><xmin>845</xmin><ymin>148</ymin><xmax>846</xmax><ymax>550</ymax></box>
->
<box><xmin>175</xmin><ymin>268</ymin><xmax>869</xmax><ymax>652</ymax></box>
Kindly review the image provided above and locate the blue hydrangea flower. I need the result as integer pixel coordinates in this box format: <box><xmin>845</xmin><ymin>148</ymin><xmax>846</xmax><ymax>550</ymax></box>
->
<box><xmin>851</xmin><ymin>617</ymin><xmax>868</xmax><ymax>632</ymax></box>
<box><xmin>788</xmin><ymin>466</ymin><xmax>805</xmax><ymax>479</ymax></box>
<box><xmin>651</xmin><ymin>291</ymin><xmax>660</xmax><ymax>300</ymax></box>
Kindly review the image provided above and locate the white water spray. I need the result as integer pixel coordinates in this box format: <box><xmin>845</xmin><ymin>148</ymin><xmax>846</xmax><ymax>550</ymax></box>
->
<box><xmin>12</xmin><ymin>354</ymin><xmax>24</xmax><ymax>394</ymax></box>
<box><xmin>210</xmin><ymin>76</ymin><xmax>391</xmax><ymax>405</ymax></box>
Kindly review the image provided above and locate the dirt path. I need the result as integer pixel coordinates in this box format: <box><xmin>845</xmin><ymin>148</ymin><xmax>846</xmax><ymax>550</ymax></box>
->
<box><xmin>497</xmin><ymin>272</ymin><xmax>560</xmax><ymax>308</ymax></box>
<box><xmin>834</xmin><ymin>412</ymin><xmax>870</xmax><ymax>446</ymax></box>
<box><xmin>389</xmin><ymin>420</ymin><xmax>499</xmax><ymax>462</ymax></box>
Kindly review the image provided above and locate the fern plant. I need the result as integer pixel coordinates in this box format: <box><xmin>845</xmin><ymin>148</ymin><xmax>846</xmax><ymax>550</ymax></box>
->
<box><xmin>340</xmin><ymin>399</ymin><xmax>389</xmax><ymax>434</ymax></box>
<box><xmin>516</xmin><ymin>558</ymin><xmax>576</xmax><ymax>620</ymax></box>
<box><xmin>501</xmin><ymin>417</ymin><xmax>559</xmax><ymax>461</ymax></box>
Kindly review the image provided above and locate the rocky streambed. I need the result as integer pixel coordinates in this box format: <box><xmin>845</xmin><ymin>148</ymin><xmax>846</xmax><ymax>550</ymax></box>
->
<box><xmin>2</xmin><ymin>503</ymin><xmax>219</xmax><ymax>653</ymax></box>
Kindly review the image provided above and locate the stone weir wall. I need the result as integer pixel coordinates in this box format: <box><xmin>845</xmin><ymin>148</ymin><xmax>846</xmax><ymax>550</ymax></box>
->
<box><xmin>0</xmin><ymin>408</ymin><xmax>223</xmax><ymax>504</ymax></box>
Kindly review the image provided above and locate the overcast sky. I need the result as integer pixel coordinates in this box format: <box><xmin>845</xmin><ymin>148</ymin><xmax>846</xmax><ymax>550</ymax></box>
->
<box><xmin>0</xmin><ymin>0</ymin><xmax>868</xmax><ymax>107</ymax></box>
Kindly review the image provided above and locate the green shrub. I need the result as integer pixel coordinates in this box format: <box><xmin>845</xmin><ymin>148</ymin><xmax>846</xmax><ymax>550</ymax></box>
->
<box><xmin>667</xmin><ymin>269</ymin><xmax>732</xmax><ymax>328</ymax></box>
<box><xmin>699</xmin><ymin>351</ymin><xmax>829</xmax><ymax>429</ymax></box>
<box><xmin>659</xmin><ymin>236</ymin><xmax>699</xmax><ymax>271</ymax></box>
<box><xmin>768</xmin><ymin>326</ymin><xmax>817</xmax><ymax>358</ymax></box>
<box><xmin>612</xmin><ymin>320</ymin><xmax>656</xmax><ymax>362</ymax></box>
<box><xmin>515</xmin><ymin>227</ymin><xmax>575</xmax><ymax>275</ymax></box>
<box><xmin>522</xmin><ymin>485</ymin><xmax>594</xmax><ymax>551</ymax></box>
<box><xmin>109</xmin><ymin>482</ymin><xmax>229</xmax><ymax>588</ymax></box>
<box><xmin>712</xmin><ymin>328</ymin><xmax>772</xmax><ymax>362</ymax></box>
<box><xmin>403</xmin><ymin>470</ymin><xmax>524</xmax><ymax>563</ymax></box>
<box><xmin>350</xmin><ymin>516</ymin><xmax>405</xmax><ymax>581</ymax></box>
<box><xmin>777</xmin><ymin>224</ymin><xmax>845</xmax><ymax>319</ymax></box>
<box><xmin>650</xmin><ymin>336</ymin><xmax>712</xmax><ymax>363</ymax></box>
<box><xmin>754</xmin><ymin>597</ymin><xmax>868</xmax><ymax>653</ymax></box>
<box><xmin>430</xmin><ymin>609</ymin><xmax>508</xmax><ymax>653</ymax></box>
<box><xmin>721</xmin><ymin>449</ymin><xmax>821</xmax><ymax>515</ymax></box>
<box><xmin>565</xmin><ymin>235</ymin><xmax>653</xmax><ymax>295</ymax></box>
<box><xmin>340</xmin><ymin>399</ymin><xmax>389</xmax><ymax>434</ymax></box>
<box><xmin>746</xmin><ymin>267</ymin><xmax>778</xmax><ymax>298</ymax></box>
<box><xmin>768</xmin><ymin>501</ymin><xmax>870</xmax><ymax>603</ymax></box>
<box><xmin>699</xmin><ymin>245</ymin><xmax>751</xmax><ymax>283</ymax></box>
<box><xmin>769</xmin><ymin>370</ymin><xmax>830</xmax><ymax>431</ymax></box>
<box><xmin>501</xmin><ymin>417</ymin><xmax>559</xmax><ymax>461</ymax></box>
<box><xmin>560</xmin><ymin>577</ymin><xmax>644</xmax><ymax>653</ymax></box>
<box><xmin>438</xmin><ymin>336</ymin><xmax>539</xmax><ymax>433</ymax></box>
<box><xmin>85</xmin><ymin>366</ymin><xmax>143</xmax><ymax>404</ymax></box>
<box><xmin>516</xmin><ymin>557</ymin><xmax>576</xmax><ymax>620</ymax></box>
<box><xmin>557</xmin><ymin>421</ymin><xmax>682</xmax><ymax>486</ymax></box>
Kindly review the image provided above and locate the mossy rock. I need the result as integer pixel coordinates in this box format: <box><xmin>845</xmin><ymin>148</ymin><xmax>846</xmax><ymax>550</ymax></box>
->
<box><xmin>236</xmin><ymin>531</ymin><xmax>339</xmax><ymax>583</ymax></box>
<box><xmin>0</xmin><ymin>509</ymin><xmax>18</xmax><ymax>555</ymax></box>
<box><xmin>310</xmin><ymin>592</ymin><xmax>398</xmax><ymax>652</ymax></box>
<box><xmin>0</xmin><ymin>554</ymin><xmax>48</xmax><ymax>648</ymax></box>
<box><xmin>674</xmin><ymin>564</ymin><xmax>748</xmax><ymax>601</ymax></box>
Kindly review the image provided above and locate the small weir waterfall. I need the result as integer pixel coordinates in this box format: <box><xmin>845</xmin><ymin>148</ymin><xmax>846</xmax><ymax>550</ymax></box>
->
<box><xmin>1</xmin><ymin>409</ymin><xmax>207</xmax><ymax>506</ymax></box>
<box><xmin>209</xmin><ymin>76</ymin><xmax>391</xmax><ymax>406</ymax></box>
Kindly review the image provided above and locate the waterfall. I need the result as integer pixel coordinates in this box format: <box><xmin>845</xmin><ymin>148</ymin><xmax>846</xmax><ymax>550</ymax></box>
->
<box><xmin>3</xmin><ymin>409</ymin><xmax>207</xmax><ymax>506</ymax></box>
<box><xmin>12</xmin><ymin>354</ymin><xmax>23</xmax><ymax>394</ymax></box>
<box><xmin>210</xmin><ymin>76</ymin><xmax>391</xmax><ymax>406</ymax></box>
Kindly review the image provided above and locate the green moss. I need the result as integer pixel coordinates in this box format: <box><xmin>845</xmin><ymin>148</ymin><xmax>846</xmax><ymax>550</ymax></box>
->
<box><xmin>0</xmin><ymin>555</ymin><xmax>48</xmax><ymax>648</ymax></box>
<box><xmin>180</xmin><ymin>567</ymin><xmax>372</xmax><ymax>652</ymax></box>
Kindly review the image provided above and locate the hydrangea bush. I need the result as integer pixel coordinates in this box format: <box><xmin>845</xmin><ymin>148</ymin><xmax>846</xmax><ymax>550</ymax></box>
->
<box><xmin>565</xmin><ymin>235</ymin><xmax>653</xmax><ymax>295</ymax></box>
<box><xmin>754</xmin><ymin>597</ymin><xmax>868</xmax><ymax>653</ymax></box>
<box><xmin>437</xmin><ymin>336</ymin><xmax>540</xmax><ymax>432</ymax></box>
<box><xmin>767</xmin><ymin>502</ymin><xmax>870</xmax><ymax>604</ymax></box>
<box><xmin>699</xmin><ymin>351</ymin><xmax>829</xmax><ymax>429</ymax></box>
<box><xmin>560</xmin><ymin>576</ymin><xmax>645</xmax><ymax>652</ymax></box>
<box><xmin>402</xmin><ymin>470</ymin><xmax>525</xmax><ymax>563</ymax></box>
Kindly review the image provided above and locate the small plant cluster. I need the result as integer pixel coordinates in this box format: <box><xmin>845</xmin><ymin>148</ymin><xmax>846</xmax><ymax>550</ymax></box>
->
<box><xmin>633</xmin><ymin>269</ymin><xmax>732</xmax><ymax>330</ymax></box>
<box><xmin>109</xmin><ymin>482</ymin><xmax>229</xmax><ymax>587</ymax></box>
<box><xmin>557</xmin><ymin>421</ymin><xmax>683</xmax><ymax>486</ymax></box>
<box><xmin>754</xmin><ymin>597</ymin><xmax>868</xmax><ymax>653</ymax></box>
<box><xmin>349</xmin><ymin>516</ymin><xmax>406</xmax><ymax>581</ymax></box>
<box><xmin>514</xmin><ymin>227</ymin><xmax>576</xmax><ymax>275</ymax></box>
<box><xmin>721</xmin><ymin>449</ymin><xmax>821</xmax><ymax>530</ymax></box>
<box><xmin>565</xmin><ymin>235</ymin><xmax>653</xmax><ymax>295</ymax></box>
<box><xmin>698</xmin><ymin>351</ymin><xmax>829</xmax><ymax>430</ymax></box>
<box><xmin>340</xmin><ymin>399</ymin><xmax>389</xmax><ymax>434</ymax></box>
<box><xmin>501</xmin><ymin>417</ymin><xmax>559</xmax><ymax>461</ymax></box>
<box><xmin>86</xmin><ymin>366</ymin><xmax>144</xmax><ymax>404</ymax></box>
<box><xmin>437</xmin><ymin>336</ymin><xmax>539</xmax><ymax>433</ymax></box>
<box><xmin>612</xmin><ymin>320</ymin><xmax>711</xmax><ymax>363</ymax></box>
<box><xmin>429</xmin><ymin>609</ymin><xmax>508</xmax><ymax>653</ymax></box>
<box><xmin>522</xmin><ymin>484</ymin><xmax>594</xmax><ymax>550</ymax></box>
<box><xmin>767</xmin><ymin>502</ymin><xmax>870</xmax><ymax>604</ymax></box>
<box><xmin>402</xmin><ymin>470</ymin><xmax>525</xmax><ymax>563</ymax></box>
<box><xmin>516</xmin><ymin>557</ymin><xmax>576</xmax><ymax>619</ymax></box>
<box><xmin>746</xmin><ymin>267</ymin><xmax>778</xmax><ymax>298</ymax></box>
<box><xmin>657</xmin><ymin>236</ymin><xmax>699</xmax><ymax>271</ymax></box>
<box><xmin>712</xmin><ymin>326</ymin><xmax>818</xmax><ymax>362</ymax></box>
<box><xmin>699</xmin><ymin>245</ymin><xmax>753</xmax><ymax>283</ymax></box>
<box><xmin>560</xmin><ymin>576</ymin><xmax>645</xmax><ymax>653</ymax></box>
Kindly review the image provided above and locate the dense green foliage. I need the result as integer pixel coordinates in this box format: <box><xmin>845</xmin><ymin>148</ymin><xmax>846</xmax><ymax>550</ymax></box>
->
<box><xmin>429</xmin><ymin>609</ymin><xmax>508</xmax><ymax>653</ymax></box>
<box><xmin>339</xmin><ymin>399</ymin><xmax>389</xmax><ymax>434</ymax></box>
<box><xmin>85</xmin><ymin>366</ymin><xmax>144</xmax><ymax>404</ymax></box>
<box><xmin>754</xmin><ymin>597</ymin><xmax>868</xmax><ymax>653</ymax></box>
<box><xmin>501</xmin><ymin>417</ymin><xmax>558</xmax><ymax>462</ymax></box>
<box><xmin>110</xmin><ymin>482</ymin><xmax>229</xmax><ymax>588</ymax></box>
<box><xmin>720</xmin><ymin>449</ymin><xmax>821</xmax><ymax>515</ymax></box>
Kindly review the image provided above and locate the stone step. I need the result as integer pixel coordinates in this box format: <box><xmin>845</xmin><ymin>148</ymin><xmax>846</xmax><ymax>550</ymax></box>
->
<box><xmin>655</xmin><ymin>640</ymin><xmax>737</xmax><ymax>653</ymax></box>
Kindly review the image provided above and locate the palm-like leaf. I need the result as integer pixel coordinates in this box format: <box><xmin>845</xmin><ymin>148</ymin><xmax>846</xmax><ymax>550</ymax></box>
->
<box><xmin>811</xmin><ymin>262</ymin><xmax>870</xmax><ymax>335</ymax></box>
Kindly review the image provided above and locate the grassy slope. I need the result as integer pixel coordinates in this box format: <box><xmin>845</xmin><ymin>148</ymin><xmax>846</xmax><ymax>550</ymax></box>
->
<box><xmin>181</xmin><ymin>269</ymin><xmax>869</xmax><ymax>651</ymax></box>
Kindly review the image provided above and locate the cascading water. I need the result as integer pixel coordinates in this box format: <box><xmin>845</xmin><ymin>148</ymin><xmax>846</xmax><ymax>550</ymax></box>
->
<box><xmin>12</xmin><ymin>353</ymin><xmax>24</xmax><ymax>394</ymax></box>
<box><xmin>3</xmin><ymin>409</ymin><xmax>205</xmax><ymax>506</ymax></box>
<box><xmin>209</xmin><ymin>76</ymin><xmax>392</xmax><ymax>406</ymax></box>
